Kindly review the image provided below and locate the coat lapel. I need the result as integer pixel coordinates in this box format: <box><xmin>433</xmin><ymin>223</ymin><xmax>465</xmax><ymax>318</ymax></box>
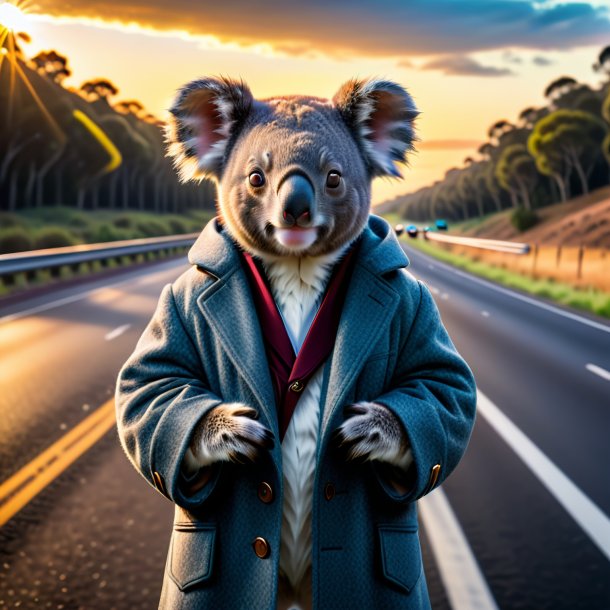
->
<box><xmin>190</xmin><ymin>220</ymin><xmax>279</xmax><ymax>438</ymax></box>
<box><xmin>319</xmin><ymin>262</ymin><xmax>400</xmax><ymax>441</ymax></box>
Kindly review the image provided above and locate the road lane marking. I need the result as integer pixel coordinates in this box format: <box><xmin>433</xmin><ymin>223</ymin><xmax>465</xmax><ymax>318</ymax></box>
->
<box><xmin>586</xmin><ymin>363</ymin><xmax>610</xmax><ymax>382</ymax></box>
<box><xmin>420</xmin><ymin>488</ymin><xmax>499</xmax><ymax>610</ymax></box>
<box><xmin>404</xmin><ymin>246</ymin><xmax>610</xmax><ymax>334</ymax></box>
<box><xmin>0</xmin><ymin>259</ymin><xmax>187</xmax><ymax>325</ymax></box>
<box><xmin>477</xmin><ymin>389</ymin><xmax>610</xmax><ymax>561</ymax></box>
<box><xmin>481</xmin><ymin>310</ymin><xmax>490</xmax><ymax>317</ymax></box>
<box><xmin>0</xmin><ymin>399</ymin><xmax>116</xmax><ymax>528</ymax></box>
<box><xmin>104</xmin><ymin>324</ymin><xmax>131</xmax><ymax>341</ymax></box>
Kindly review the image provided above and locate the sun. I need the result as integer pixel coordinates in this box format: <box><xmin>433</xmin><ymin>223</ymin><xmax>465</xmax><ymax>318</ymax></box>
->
<box><xmin>0</xmin><ymin>1</ymin><xmax>30</xmax><ymax>33</ymax></box>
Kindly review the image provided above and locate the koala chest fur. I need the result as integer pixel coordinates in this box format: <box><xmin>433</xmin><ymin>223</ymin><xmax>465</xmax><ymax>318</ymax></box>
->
<box><xmin>260</xmin><ymin>251</ymin><xmax>344</xmax><ymax>592</ymax></box>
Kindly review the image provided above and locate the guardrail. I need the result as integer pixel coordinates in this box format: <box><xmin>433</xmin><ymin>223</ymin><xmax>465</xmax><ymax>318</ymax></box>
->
<box><xmin>424</xmin><ymin>231</ymin><xmax>530</xmax><ymax>254</ymax></box>
<box><xmin>0</xmin><ymin>233</ymin><xmax>199</xmax><ymax>283</ymax></box>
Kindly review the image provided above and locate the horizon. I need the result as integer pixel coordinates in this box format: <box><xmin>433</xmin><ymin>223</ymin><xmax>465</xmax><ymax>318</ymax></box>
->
<box><xmin>2</xmin><ymin>0</ymin><xmax>609</xmax><ymax>205</ymax></box>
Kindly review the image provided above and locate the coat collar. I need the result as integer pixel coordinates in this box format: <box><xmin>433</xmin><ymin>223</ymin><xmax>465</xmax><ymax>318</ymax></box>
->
<box><xmin>188</xmin><ymin>214</ymin><xmax>410</xmax><ymax>279</ymax></box>
<box><xmin>188</xmin><ymin>214</ymin><xmax>410</xmax><ymax>444</ymax></box>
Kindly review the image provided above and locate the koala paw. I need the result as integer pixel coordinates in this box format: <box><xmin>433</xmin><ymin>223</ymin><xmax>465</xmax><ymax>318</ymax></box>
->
<box><xmin>188</xmin><ymin>403</ymin><xmax>274</xmax><ymax>468</ymax></box>
<box><xmin>335</xmin><ymin>401</ymin><xmax>413</xmax><ymax>470</ymax></box>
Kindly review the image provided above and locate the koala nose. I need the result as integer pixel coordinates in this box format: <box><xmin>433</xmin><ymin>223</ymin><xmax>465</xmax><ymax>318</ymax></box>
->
<box><xmin>278</xmin><ymin>173</ymin><xmax>315</xmax><ymax>227</ymax></box>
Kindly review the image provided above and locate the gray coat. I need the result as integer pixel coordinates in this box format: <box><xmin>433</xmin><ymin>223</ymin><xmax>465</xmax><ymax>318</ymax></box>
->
<box><xmin>115</xmin><ymin>214</ymin><xmax>477</xmax><ymax>609</ymax></box>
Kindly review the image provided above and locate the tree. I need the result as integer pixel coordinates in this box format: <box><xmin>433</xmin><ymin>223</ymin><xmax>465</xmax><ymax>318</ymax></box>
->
<box><xmin>528</xmin><ymin>109</ymin><xmax>607</xmax><ymax>197</ymax></box>
<box><xmin>80</xmin><ymin>78</ymin><xmax>118</xmax><ymax>102</ymax></box>
<box><xmin>495</xmin><ymin>144</ymin><xmax>538</xmax><ymax>210</ymax></box>
<box><xmin>544</xmin><ymin>76</ymin><xmax>577</xmax><ymax>102</ymax></box>
<box><xmin>31</xmin><ymin>50</ymin><xmax>71</xmax><ymax>83</ymax></box>
<box><xmin>593</xmin><ymin>45</ymin><xmax>610</xmax><ymax>76</ymax></box>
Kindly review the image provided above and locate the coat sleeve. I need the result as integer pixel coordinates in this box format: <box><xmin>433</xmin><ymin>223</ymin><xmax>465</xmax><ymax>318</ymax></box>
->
<box><xmin>372</xmin><ymin>278</ymin><xmax>477</xmax><ymax>504</ymax></box>
<box><xmin>115</xmin><ymin>283</ymin><xmax>223</xmax><ymax>510</ymax></box>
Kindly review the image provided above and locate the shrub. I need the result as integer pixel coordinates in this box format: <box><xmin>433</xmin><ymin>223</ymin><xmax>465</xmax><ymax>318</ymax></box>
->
<box><xmin>92</xmin><ymin>224</ymin><xmax>133</xmax><ymax>243</ymax></box>
<box><xmin>34</xmin><ymin>227</ymin><xmax>77</xmax><ymax>249</ymax></box>
<box><xmin>136</xmin><ymin>219</ymin><xmax>170</xmax><ymax>237</ymax></box>
<box><xmin>113</xmin><ymin>215</ymin><xmax>134</xmax><ymax>229</ymax></box>
<box><xmin>511</xmin><ymin>207</ymin><xmax>539</xmax><ymax>232</ymax></box>
<box><xmin>167</xmin><ymin>218</ymin><xmax>188</xmax><ymax>234</ymax></box>
<box><xmin>0</xmin><ymin>227</ymin><xmax>34</xmax><ymax>253</ymax></box>
<box><xmin>0</xmin><ymin>214</ymin><xmax>25</xmax><ymax>228</ymax></box>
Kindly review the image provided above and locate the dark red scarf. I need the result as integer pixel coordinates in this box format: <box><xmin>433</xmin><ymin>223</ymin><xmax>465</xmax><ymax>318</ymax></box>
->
<box><xmin>241</xmin><ymin>244</ymin><xmax>358</xmax><ymax>440</ymax></box>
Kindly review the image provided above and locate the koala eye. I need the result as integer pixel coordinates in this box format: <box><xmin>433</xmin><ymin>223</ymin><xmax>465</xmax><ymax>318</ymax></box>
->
<box><xmin>326</xmin><ymin>171</ymin><xmax>341</xmax><ymax>189</ymax></box>
<box><xmin>249</xmin><ymin>171</ymin><xmax>265</xmax><ymax>188</ymax></box>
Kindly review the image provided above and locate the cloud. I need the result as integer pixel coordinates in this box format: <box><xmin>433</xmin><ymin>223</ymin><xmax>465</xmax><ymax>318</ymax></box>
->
<box><xmin>502</xmin><ymin>50</ymin><xmax>523</xmax><ymax>65</ymax></box>
<box><xmin>532</xmin><ymin>55</ymin><xmax>554</xmax><ymax>66</ymax></box>
<box><xmin>421</xmin><ymin>55</ymin><xmax>515</xmax><ymax>77</ymax></box>
<box><xmin>31</xmin><ymin>1</ymin><xmax>610</xmax><ymax>59</ymax></box>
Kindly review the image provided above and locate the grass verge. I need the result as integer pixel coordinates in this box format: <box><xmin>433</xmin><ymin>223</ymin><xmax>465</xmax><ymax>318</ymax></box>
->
<box><xmin>403</xmin><ymin>236</ymin><xmax>610</xmax><ymax>320</ymax></box>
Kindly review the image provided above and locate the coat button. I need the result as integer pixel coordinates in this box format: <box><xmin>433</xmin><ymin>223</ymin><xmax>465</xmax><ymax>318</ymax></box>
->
<box><xmin>253</xmin><ymin>537</ymin><xmax>270</xmax><ymax>559</ymax></box>
<box><xmin>257</xmin><ymin>482</ymin><xmax>274</xmax><ymax>504</ymax></box>
<box><xmin>324</xmin><ymin>482</ymin><xmax>336</xmax><ymax>501</ymax></box>
<box><xmin>289</xmin><ymin>380</ymin><xmax>304</xmax><ymax>393</ymax></box>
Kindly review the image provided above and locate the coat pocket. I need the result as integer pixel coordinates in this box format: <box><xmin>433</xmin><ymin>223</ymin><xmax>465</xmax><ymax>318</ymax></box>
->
<box><xmin>168</xmin><ymin>522</ymin><xmax>216</xmax><ymax>592</ymax></box>
<box><xmin>377</xmin><ymin>524</ymin><xmax>423</xmax><ymax>594</ymax></box>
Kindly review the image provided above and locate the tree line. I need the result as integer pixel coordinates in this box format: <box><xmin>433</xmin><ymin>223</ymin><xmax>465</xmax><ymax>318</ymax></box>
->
<box><xmin>394</xmin><ymin>46</ymin><xmax>610</xmax><ymax>228</ymax></box>
<box><xmin>0</xmin><ymin>30</ymin><xmax>215</xmax><ymax>214</ymax></box>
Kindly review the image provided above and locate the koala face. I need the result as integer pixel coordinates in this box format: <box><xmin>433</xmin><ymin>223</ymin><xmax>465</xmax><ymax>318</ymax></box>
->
<box><xmin>166</xmin><ymin>78</ymin><xmax>417</xmax><ymax>258</ymax></box>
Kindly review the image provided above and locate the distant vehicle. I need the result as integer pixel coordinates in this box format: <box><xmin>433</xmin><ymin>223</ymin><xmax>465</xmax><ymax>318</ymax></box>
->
<box><xmin>406</xmin><ymin>224</ymin><xmax>418</xmax><ymax>238</ymax></box>
<box><xmin>394</xmin><ymin>223</ymin><xmax>404</xmax><ymax>236</ymax></box>
<box><xmin>435</xmin><ymin>219</ymin><xmax>448</xmax><ymax>230</ymax></box>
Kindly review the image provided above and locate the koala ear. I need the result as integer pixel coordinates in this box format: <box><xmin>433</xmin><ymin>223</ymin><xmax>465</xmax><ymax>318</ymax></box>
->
<box><xmin>333</xmin><ymin>78</ymin><xmax>418</xmax><ymax>178</ymax></box>
<box><xmin>165</xmin><ymin>77</ymin><xmax>253</xmax><ymax>182</ymax></box>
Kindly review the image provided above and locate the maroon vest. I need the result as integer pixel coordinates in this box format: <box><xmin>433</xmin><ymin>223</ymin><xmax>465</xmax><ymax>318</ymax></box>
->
<box><xmin>241</xmin><ymin>245</ymin><xmax>358</xmax><ymax>440</ymax></box>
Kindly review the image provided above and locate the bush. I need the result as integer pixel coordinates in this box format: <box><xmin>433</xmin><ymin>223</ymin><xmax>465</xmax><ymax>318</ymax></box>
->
<box><xmin>92</xmin><ymin>224</ymin><xmax>133</xmax><ymax>243</ymax></box>
<box><xmin>113</xmin><ymin>215</ymin><xmax>134</xmax><ymax>229</ymax></box>
<box><xmin>0</xmin><ymin>227</ymin><xmax>34</xmax><ymax>253</ymax></box>
<box><xmin>0</xmin><ymin>214</ymin><xmax>25</xmax><ymax>228</ymax></box>
<box><xmin>511</xmin><ymin>207</ymin><xmax>539</xmax><ymax>232</ymax></box>
<box><xmin>136</xmin><ymin>219</ymin><xmax>170</xmax><ymax>237</ymax></box>
<box><xmin>167</xmin><ymin>218</ymin><xmax>188</xmax><ymax>234</ymax></box>
<box><xmin>34</xmin><ymin>227</ymin><xmax>77</xmax><ymax>249</ymax></box>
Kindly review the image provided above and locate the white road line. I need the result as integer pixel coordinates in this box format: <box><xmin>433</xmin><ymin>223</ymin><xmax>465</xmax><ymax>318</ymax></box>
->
<box><xmin>405</xmin><ymin>246</ymin><xmax>610</xmax><ymax>334</ymax></box>
<box><xmin>419</xmin><ymin>488</ymin><xmax>499</xmax><ymax>610</ymax></box>
<box><xmin>586</xmin><ymin>363</ymin><xmax>610</xmax><ymax>382</ymax></box>
<box><xmin>104</xmin><ymin>324</ymin><xmax>131</xmax><ymax>341</ymax></box>
<box><xmin>477</xmin><ymin>389</ymin><xmax>610</xmax><ymax>561</ymax></box>
<box><xmin>0</xmin><ymin>260</ymin><xmax>186</xmax><ymax>325</ymax></box>
<box><xmin>481</xmin><ymin>310</ymin><xmax>490</xmax><ymax>317</ymax></box>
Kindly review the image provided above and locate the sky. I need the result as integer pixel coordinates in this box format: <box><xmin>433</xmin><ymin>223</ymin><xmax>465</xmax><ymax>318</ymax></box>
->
<box><xmin>5</xmin><ymin>0</ymin><xmax>610</xmax><ymax>205</ymax></box>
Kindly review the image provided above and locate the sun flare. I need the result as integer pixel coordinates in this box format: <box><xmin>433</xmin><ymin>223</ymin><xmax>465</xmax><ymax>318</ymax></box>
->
<box><xmin>0</xmin><ymin>1</ymin><xmax>30</xmax><ymax>33</ymax></box>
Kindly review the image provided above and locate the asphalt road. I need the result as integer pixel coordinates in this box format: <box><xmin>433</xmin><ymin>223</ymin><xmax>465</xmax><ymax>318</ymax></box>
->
<box><xmin>0</xmin><ymin>242</ymin><xmax>609</xmax><ymax>609</ymax></box>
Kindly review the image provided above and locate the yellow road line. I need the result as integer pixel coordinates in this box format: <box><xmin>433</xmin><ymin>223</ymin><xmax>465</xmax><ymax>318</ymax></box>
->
<box><xmin>0</xmin><ymin>399</ymin><xmax>116</xmax><ymax>528</ymax></box>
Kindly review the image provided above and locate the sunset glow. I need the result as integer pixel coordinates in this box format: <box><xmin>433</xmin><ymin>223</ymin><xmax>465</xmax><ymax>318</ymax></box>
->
<box><xmin>0</xmin><ymin>2</ymin><xmax>30</xmax><ymax>32</ymax></box>
<box><xmin>3</xmin><ymin>1</ymin><xmax>610</xmax><ymax>204</ymax></box>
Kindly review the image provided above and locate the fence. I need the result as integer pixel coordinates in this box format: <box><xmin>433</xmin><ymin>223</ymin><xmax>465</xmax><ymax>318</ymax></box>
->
<box><xmin>427</xmin><ymin>240</ymin><xmax>610</xmax><ymax>292</ymax></box>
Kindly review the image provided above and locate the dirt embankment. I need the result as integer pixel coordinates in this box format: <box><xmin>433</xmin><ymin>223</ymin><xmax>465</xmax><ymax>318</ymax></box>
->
<box><xmin>454</xmin><ymin>186</ymin><xmax>610</xmax><ymax>248</ymax></box>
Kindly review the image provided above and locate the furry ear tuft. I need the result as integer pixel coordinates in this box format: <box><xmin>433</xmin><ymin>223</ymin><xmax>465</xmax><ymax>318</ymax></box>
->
<box><xmin>333</xmin><ymin>78</ymin><xmax>418</xmax><ymax>178</ymax></box>
<box><xmin>165</xmin><ymin>76</ymin><xmax>253</xmax><ymax>182</ymax></box>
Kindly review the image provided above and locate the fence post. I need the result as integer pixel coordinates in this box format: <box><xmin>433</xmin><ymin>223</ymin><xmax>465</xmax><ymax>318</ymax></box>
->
<box><xmin>555</xmin><ymin>244</ymin><xmax>562</xmax><ymax>268</ymax></box>
<box><xmin>577</xmin><ymin>244</ymin><xmax>584</xmax><ymax>280</ymax></box>
<box><xmin>532</xmin><ymin>244</ymin><xmax>539</xmax><ymax>279</ymax></box>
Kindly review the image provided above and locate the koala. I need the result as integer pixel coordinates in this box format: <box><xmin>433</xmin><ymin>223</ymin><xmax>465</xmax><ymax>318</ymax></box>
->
<box><xmin>167</xmin><ymin>76</ymin><xmax>417</xmax><ymax>605</ymax></box>
<box><xmin>116</xmin><ymin>71</ymin><xmax>476</xmax><ymax>610</ymax></box>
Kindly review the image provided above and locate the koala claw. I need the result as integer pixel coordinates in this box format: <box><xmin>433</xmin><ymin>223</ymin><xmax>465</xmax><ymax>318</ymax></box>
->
<box><xmin>188</xmin><ymin>402</ymin><xmax>274</xmax><ymax>469</ymax></box>
<box><xmin>335</xmin><ymin>401</ymin><xmax>413</xmax><ymax>470</ymax></box>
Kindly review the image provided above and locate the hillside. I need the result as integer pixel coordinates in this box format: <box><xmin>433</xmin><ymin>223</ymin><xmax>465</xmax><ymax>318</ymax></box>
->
<box><xmin>448</xmin><ymin>186</ymin><xmax>610</xmax><ymax>248</ymax></box>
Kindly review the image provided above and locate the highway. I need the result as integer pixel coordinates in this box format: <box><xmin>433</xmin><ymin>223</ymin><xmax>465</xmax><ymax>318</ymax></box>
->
<box><xmin>0</xmin><ymin>241</ymin><xmax>609</xmax><ymax>609</ymax></box>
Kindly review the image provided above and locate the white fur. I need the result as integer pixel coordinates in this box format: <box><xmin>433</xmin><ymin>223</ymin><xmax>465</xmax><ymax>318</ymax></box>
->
<box><xmin>260</xmin><ymin>249</ymin><xmax>344</xmax><ymax>595</ymax></box>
